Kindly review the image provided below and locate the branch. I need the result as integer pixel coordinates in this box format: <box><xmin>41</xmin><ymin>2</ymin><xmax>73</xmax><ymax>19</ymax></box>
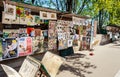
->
<box><xmin>77</xmin><ymin>0</ymin><xmax>88</xmax><ymax>14</ymax></box>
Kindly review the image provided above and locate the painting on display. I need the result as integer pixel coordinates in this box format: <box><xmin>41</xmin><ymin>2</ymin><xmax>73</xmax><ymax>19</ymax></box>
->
<box><xmin>4</xmin><ymin>4</ymin><xmax>16</xmax><ymax>20</ymax></box>
<box><xmin>48</xmin><ymin>21</ymin><xmax>56</xmax><ymax>38</ymax></box>
<box><xmin>32</xmin><ymin>37</ymin><xmax>44</xmax><ymax>53</ymax></box>
<box><xmin>40</xmin><ymin>11</ymin><xmax>48</xmax><ymax>20</ymax></box>
<box><xmin>35</xmin><ymin>15</ymin><xmax>40</xmax><ymax>25</ymax></box>
<box><xmin>48</xmin><ymin>39</ymin><xmax>57</xmax><ymax>50</ymax></box>
<box><xmin>18</xmin><ymin>37</ymin><xmax>32</xmax><ymax>56</ymax></box>
<box><xmin>2</xmin><ymin>38</ymin><xmax>18</xmax><ymax>60</ymax></box>
<box><xmin>16</xmin><ymin>7</ymin><xmax>25</xmax><ymax>17</ymax></box>
<box><xmin>2</xmin><ymin>12</ymin><xmax>12</xmax><ymax>24</ymax></box>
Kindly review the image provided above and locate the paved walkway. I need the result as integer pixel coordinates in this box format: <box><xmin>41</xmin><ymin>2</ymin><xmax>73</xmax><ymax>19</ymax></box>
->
<box><xmin>56</xmin><ymin>43</ymin><xmax>120</xmax><ymax>77</ymax></box>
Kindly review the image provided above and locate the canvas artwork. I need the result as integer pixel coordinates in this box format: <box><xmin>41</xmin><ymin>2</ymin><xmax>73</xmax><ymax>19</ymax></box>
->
<box><xmin>3</xmin><ymin>29</ymin><xmax>19</xmax><ymax>38</ymax></box>
<box><xmin>2</xmin><ymin>12</ymin><xmax>12</xmax><ymax>24</ymax></box>
<box><xmin>24</xmin><ymin>8</ymin><xmax>31</xmax><ymax>17</ymax></box>
<box><xmin>35</xmin><ymin>29</ymin><xmax>41</xmax><ymax>37</ymax></box>
<box><xmin>2</xmin><ymin>38</ymin><xmax>18</xmax><ymax>60</ymax></box>
<box><xmin>4</xmin><ymin>4</ymin><xmax>16</xmax><ymax>20</ymax></box>
<box><xmin>32</xmin><ymin>37</ymin><xmax>44</xmax><ymax>53</ymax></box>
<box><xmin>48</xmin><ymin>13</ymin><xmax>57</xmax><ymax>20</ymax></box>
<box><xmin>48</xmin><ymin>39</ymin><xmax>57</xmax><ymax>50</ymax></box>
<box><xmin>19</xmin><ymin>17</ymin><xmax>27</xmax><ymax>25</ymax></box>
<box><xmin>58</xmin><ymin>39</ymin><xmax>67</xmax><ymax>50</ymax></box>
<box><xmin>26</xmin><ymin>15</ymin><xmax>35</xmax><ymax>26</ymax></box>
<box><xmin>18</xmin><ymin>37</ymin><xmax>32</xmax><ymax>56</ymax></box>
<box><xmin>19</xmin><ymin>28</ymin><xmax>27</xmax><ymax>37</ymax></box>
<box><xmin>67</xmin><ymin>40</ymin><xmax>73</xmax><ymax>47</ymax></box>
<box><xmin>16</xmin><ymin>7</ymin><xmax>25</xmax><ymax>17</ymax></box>
<box><xmin>11</xmin><ymin>17</ymin><xmax>20</xmax><ymax>24</ymax></box>
<box><xmin>40</xmin><ymin>11</ymin><xmax>48</xmax><ymax>20</ymax></box>
<box><xmin>48</xmin><ymin>21</ymin><xmax>56</xmax><ymax>38</ymax></box>
<box><xmin>35</xmin><ymin>15</ymin><xmax>40</xmax><ymax>25</ymax></box>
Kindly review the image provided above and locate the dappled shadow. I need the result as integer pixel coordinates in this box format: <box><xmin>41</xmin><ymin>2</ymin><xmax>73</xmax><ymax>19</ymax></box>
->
<box><xmin>58</xmin><ymin>53</ymin><xmax>97</xmax><ymax>77</ymax></box>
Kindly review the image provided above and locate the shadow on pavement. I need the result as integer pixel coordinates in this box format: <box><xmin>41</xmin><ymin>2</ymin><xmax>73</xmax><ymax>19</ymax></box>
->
<box><xmin>58</xmin><ymin>53</ymin><xmax>97</xmax><ymax>77</ymax></box>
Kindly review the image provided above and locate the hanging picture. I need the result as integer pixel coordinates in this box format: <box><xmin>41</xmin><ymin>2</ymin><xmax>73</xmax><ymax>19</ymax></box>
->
<box><xmin>48</xmin><ymin>13</ymin><xmax>57</xmax><ymax>20</ymax></box>
<box><xmin>11</xmin><ymin>17</ymin><xmax>20</xmax><ymax>24</ymax></box>
<box><xmin>4</xmin><ymin>4</ymin><xmax>16</xmax><ymax>20</ymax></box>
<box><xmin>26</xmin><ymin>15</ymin><xmax>35</xmax><ymax>26</ymax></box>
<box><xmin>35</xmin><ymin>29</ymin><xmax>41</xmax><ymax>37</ymax></box>
<box><xmin>19</xmin><ymin>17</ymin><xmax>27</xmax><ymax>25</ymax></box>
<box><xmin>0</xmin><ymin>39</ymin><xmax>2</xmax><ymax>61</ymax></box>
<box><xmin>2</xmin><ymin>12</ymin><xmax>12</xmax><ymax>24</ymax></box>
<box><xmin>32</xmin><ymin>37</ymin><xmax>44</xmax><ymax>53</ymax></box>
<box><xmin>67</xmin><ymin>40</ymin><xmax>73</xmax><ymax>47</ymax></box>
<box><xmin>58</xmin><ymin>39</ymin><xmax>67</xmax><ymax>50</ymax></box>
<box><xmin>2</xmin><ymin>38</ymin><xmax>18</xmax><ymax>60</ymax></box>
<box><xmin>35</xmin><ymin>15</ymin><xmax>40</xmax><ymax>25</ymax></box>
<box><xmin>16</xmin><ymin>7</ymin><xmax>25</xmax><ymax>17</ymax></box>
<box><xmin>40</xmin><ymin>11</ymin><xmax>48</xmax><ymax>19</ymax></box>
<box><xmin>48</xmin><ymin>39</ymin><xmax>57</xmax><ymax>50</ymax></box>
<box><xmin>24</xmin><ymin>8</ymin><xmax>31</xmax><ymax>17</ymax></box>
<box><xmin>48</xmin><ymin>21</ymin><xmax>56</xmax><ymax>38</ymax></box>
<box><xmin>27</xmin><ymin>28</ymin><xmax>35</xmax><ymax>37</ymax></box>
<box><xmin>18</xmin><ymin>37</ymin><xmax>32</xmax><ymax>56</ymax></box>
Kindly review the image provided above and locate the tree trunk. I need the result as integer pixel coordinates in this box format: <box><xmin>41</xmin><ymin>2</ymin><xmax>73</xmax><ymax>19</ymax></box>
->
<box><xmin>66</xmin><ymin>0</ymin><xmax>73</xmax><ymax>13</ymax></box>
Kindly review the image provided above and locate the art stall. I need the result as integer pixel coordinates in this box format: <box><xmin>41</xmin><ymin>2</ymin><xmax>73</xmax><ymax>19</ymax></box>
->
<box><xmin>0</xmin><ymin>1</ymin><xmax>58</xmax><ymax>61</ymax></box>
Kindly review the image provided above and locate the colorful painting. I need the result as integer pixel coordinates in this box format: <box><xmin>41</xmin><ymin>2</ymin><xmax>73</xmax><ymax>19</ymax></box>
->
<box><xmin>2</xmin><ymin>38</ymin><xmax>18</xmax><ymax>60</ymax></box>
<box><xmin>18</xmin><ymin>37</ymin><xmax>32</xmax><ymax>56</ymax></box>
<box><xmin>32</xmin><ymin>37</ymin><xmax>44</xmax><ymax>53</ymax></box>
<box><xmin>48</xmin><ymin>21</ymin><xmax>56</xmax><ymax>38</ymax></box>
<box><xmin>58</xmin><ymin>39</ymin><xmax>67</xmax><ymax>50</ymax></box>
<box><xmin>35</xmin><ymin>15</ymin><xmax>40</xmax><ymax>25</ymax></box>
<box><xmin>16</xmin><ymin>7</ymin><xmax>25</xmax><ymax>17</ymax></box>
<box><xmin>4</xmin><ymin>4</ymin><xmax>16</xmax><ymax>20</ymax></box>
<box><xmin>48</xmin><ymin>39</ymin><xmax>57</xmax><ymax>50</ymax></box>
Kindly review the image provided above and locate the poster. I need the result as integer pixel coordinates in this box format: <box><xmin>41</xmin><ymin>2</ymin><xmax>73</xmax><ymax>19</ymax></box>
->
<box><xmin>19</xmin><ymin>17</ymin><xmax>27</xmax><ymax>25</ymax></box>
<box><xmin>2</xmin><ymin>12</ymin><xmax>12</xmax><ymax>24</ymax></box>
<box><xmin>48</xmin><ymin>21</ymin><xmax>56</xmax><ymax>38</ymax></box>
<box><xmin>2</xmin><ymin>38</ymin><xmax>18</xmax><ymax>60</ymax></box>
<box><xmin>48</xmin><ymin>13</ymin><xmax>57</xmax><ymax>20</ymax></box>
<box><xmin>16</xmin><ymin>7</ymin><xmax>25</xmax><ymax>17</ymax></box>
<box><xmin>67</xmin><ymin>40</ymin><xmax>73</xmax><ymax>47</ymax></box>
<box><xmin>40</xmin><ymin>11</ymin><xmax>48</xmax><ymax>19</ymax></box>
<box><xmin>26</xmin><ymin>15</ymin><xmax>34</xmax><ymax>26</ymax></box>
<box><xmin>35</xmin><ymin>15</ymin><xmax>40</xmax><ymax>25</ymax></box>
<box><xmin>18</xmin><ymin>37</ymin><xmax>32</xmax><ymax>56</ymax></box>
<box><xmin>19</xmin><ymin>28</ymin><xmax>27</xmax><ymax>37</ymax></box>
<box><xmin>32</xmin><ymin>36</ymin><xmax>44</xmax><ymax>53</ymax></box>
<box><xmin>4</xmin><ymin>4</ymin><xmax>16</xmax><ymax>20</ymax></box>
<box><xmin>11</xmin><ymin>17</ymin><xmax>20</xmax><ymax>24</ymax></box>
<box><xmin>58</xmin><ymin>40</ymin><xmax>67</xmax><ymax>50</ymax></box>
<box><xmin>35</xmin><ymin>29</ymin><xmax>41</xmax><ymax>37</ymax></box>
<box><xmin>3</xmin><ymin>29</ymin><xmax>19</xmax><ymax>38</ymax></box>
<box><xmin>48</xmin><ymin>39</ymin><xmax>57</xmax><ymax>50</ymax></box>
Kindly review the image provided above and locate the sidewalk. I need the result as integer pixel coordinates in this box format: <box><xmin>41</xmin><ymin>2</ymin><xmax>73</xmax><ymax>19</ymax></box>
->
<box><xmin>56</xmin><ymin>43</ymin><xmax>120</xmax><ymax>77</ymax></box>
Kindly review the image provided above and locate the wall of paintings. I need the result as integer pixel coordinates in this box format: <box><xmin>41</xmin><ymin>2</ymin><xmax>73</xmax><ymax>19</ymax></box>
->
<box><xmin>0</xmin><ymin>1</ymin><xmax>96</xmax><ymax>61</ymax></box>
<box><xmin>0</xmin><ymin>2</ymin><xmax>58</xmax><ymax>61</ymax></box>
